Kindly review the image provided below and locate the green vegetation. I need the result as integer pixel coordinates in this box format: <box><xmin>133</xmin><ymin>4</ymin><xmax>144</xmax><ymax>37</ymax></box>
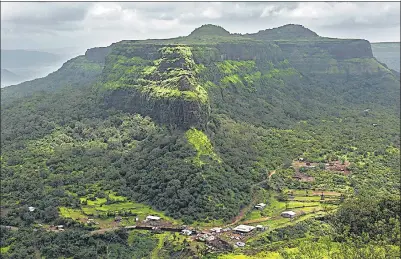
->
<box><xmin>1</xmin><ymin>24</ymin><xmax>399</xmax><ymax>258</ymax></box>
<box><xmin>58</xmin><ymin>190</ymin><xmax>177</xmax><ymax>228</ymax></box>
<box><xmin>0</xmin><ymin>245</ymin><xmax>11</xmax><ymax>254</ymax></box>
<box><xmin>216</xmin><ymin>60</ymin><xmax>256</xmax><ymax>75</ymax></box>
<box><xmin>185</xmin><ymin>128</ymin><xmax>221</xmax><ymax>166</ymax></box>
<box><xmin>1</xmin><ymin>55</ymin><xmax>104</xmax><ymax>105</ymax></box>
<box><xmin>102</xmin><ymin>45</ymin><xmax>209</xmax><ymax>103</ymax></box>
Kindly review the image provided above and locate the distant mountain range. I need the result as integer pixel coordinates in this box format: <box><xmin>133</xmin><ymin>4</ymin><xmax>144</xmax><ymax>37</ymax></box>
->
<box><xmin>1</xmin><ymin>69</ymin><xmax>21</xmax><ymax>85</ymax></box>
<box><xmin>1</xmin><ymin>48</ymin><xmax>83</xmax><ymax>87</ymax></box>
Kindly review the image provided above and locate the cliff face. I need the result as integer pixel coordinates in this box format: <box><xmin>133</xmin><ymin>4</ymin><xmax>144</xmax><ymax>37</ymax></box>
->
<box><xmin>276</xmin><ymin>39</ymin><xmax>373</xmax><ymax>60</ymax></box>
<box><xmin>91</xmin><ymin>24</ymin><xmax>396</xmax><ymax>129</ymax></box>
<box><xmin>85</xmin><ymin>47</ymin><xmax>111</xmax><ymax>63</ymax></box>
<box><xmin>101</xmin><ymin>45</ymin><xmax>210</xmax><ymax>130</ymax></box>
<box><xmin>105</xmin><ymin>89</ymin><xmax>209</xmax><ymax>129</ymax></box>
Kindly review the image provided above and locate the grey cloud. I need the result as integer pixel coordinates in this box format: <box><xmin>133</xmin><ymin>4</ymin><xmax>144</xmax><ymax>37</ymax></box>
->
<box><xmin>2</xmin><ymin>3</ymin><xmax>90</xmax><ymax>24</ymax></box>
<box><xmin>1</xmin><ymin>2</ymin><xmax>399</xmax><ymax>50</ymax></box>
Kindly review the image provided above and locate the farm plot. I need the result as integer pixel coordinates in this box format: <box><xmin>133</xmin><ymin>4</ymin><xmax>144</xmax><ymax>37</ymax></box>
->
<box><xmin>59</xmin><ymin>190</ymin><xmax>178</xmax><ymax>228</ymax></box>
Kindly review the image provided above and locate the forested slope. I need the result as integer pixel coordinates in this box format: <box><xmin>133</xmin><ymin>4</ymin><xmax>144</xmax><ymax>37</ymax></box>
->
<box><xmin>1</xmin><ymin>24</ymin><xmax>399</xmax><ymax>258</ymax></box>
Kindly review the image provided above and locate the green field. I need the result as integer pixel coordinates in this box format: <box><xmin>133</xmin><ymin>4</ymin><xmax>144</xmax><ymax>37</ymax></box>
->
<box><xmin>59</xmin><ymin>190</ymin><xmax>179</xmax><ymax>227</ymax></box>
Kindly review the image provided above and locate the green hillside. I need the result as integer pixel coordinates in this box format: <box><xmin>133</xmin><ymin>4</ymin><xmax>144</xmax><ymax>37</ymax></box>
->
<box><xmin>1</xmin><ymin>24</ymin><xmax>399</xmax><ymax>258</ymax></box>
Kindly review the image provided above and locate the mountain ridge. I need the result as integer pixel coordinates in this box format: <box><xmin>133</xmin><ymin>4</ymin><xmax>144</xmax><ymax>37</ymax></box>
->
<box><xmin>1</xmin><ymin>23</ymin><xmax>399</xmax><ymax>258</ymax></box>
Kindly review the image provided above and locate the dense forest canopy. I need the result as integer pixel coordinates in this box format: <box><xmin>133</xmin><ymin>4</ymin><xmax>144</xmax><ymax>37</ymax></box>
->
<box><xmin>1</xmin><ymin>24</ymin><xmax>399</xmax><ymax>258</ymax></box>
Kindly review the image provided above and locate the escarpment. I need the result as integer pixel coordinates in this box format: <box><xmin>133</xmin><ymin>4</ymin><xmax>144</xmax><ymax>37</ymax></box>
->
<box><xmin>102</xmin><ymin>45</ymin><xmax>210</xmax><ymax>130</ymax></box>
<box><xmin>4</xmin><ymin>23</ymin><xmax>394</xmax><ymax>127</ymax></box>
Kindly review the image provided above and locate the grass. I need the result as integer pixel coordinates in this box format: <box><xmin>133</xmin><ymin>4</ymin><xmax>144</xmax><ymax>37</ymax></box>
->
<box><xmin>0</xmin><ymin>245</ymin><xmax>11</xmax><ymax>254</ymax></box>
<box><xmin>219</xmin><ymin>251</ymin><xmax>282</xmax><ymax>259</ymax></box>
<box><xmin>151</xmin><ymin>233</ymin><xmax>169</xmax><ymax>259</ymax></box>
<box><xmin>242</xmin><ymin>189</ymin><xmax>340</xmax><ymax>229</ymax></box>
<box><xmin>59</xmin><ymin>207</ymin><xmax>86</xmax><ymax>220</ymax></box>
<box><xmin>59</xmin><ymin>190</ymin><xmax>180</xmax><ymax>227</ymax></box>
<box><xmin>185</xmin><ymin>128</ymin><xmax>221</xmax><ymax>166</ymax></box>
<box><xmin>192</xmin><ymin>218</ymin><xmax>225</xmax><ymax>228</ymax></box>
<box><xmin>216</xmin><ymin>60</ymin><xmax>256</xmax><ymax>75</ymax></box>
<box><xmin>246</xmin><ymin>211</ymin><xmax>328</xmax><ymax>244</ymax></box>
<box><xmin>103</xmin><ymin>45</ymin><xmax>210</xmax><ymax>104</ymax></box>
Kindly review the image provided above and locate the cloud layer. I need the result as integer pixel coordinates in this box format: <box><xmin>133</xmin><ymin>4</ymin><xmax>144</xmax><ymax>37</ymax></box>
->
<box><xmin>1</xmin><ymin>2</ymin><xmax>400</xmax><ymax>52</ymax></box>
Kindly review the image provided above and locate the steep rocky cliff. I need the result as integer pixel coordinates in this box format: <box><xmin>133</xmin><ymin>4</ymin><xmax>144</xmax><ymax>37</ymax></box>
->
<box><xmin>4</xmin><ymin>24</ymin><xmax>397</xmax><ymax>128</ymax></box>
<box><xmin>102</xmin><ymin>45</ymin><xmax>210</xmax><ymax>130</ymax></box>
<box><xmin>95</xmin><ymin>24</ymin><xmax>398</xmax><ymax>130</ymax></box>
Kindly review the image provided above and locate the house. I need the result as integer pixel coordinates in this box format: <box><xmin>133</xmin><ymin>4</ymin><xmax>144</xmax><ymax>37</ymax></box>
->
<box><xmin>115</xmin><ymin>216</ymin><xmax>122</xmax><ymax>222</ymax></box>
<box><xmin>299</xmin><ymin>157</ymin><xmax>304</xmax><ymax>161</ymax></box>
<box><xmin>28</xmin><ymin>206</ymin><xmax>35</xmax><ymax>212</ymax></box>
<box><xmin>56</xmin><ymin>225</ymin><xmax>64</xmax><ymax>230</ymax></box>
<box><xmin>254</xmin><ymin>203</ymin><xmax>266</xmax><ymax>210</ymax></box>
<box><xmin>146</xmin><ymin>215</ymin><xmax>161</xmax><ymax>221</ymax></box>
<box><xmin>236</xmin><ymin>242</ymin><xmax>246</xmax><ymax>247</ymax></box>
<box><xmin>256</xmin><ymin>225</ymin><xmax>266</xmax><ymax>231</ymax></box>
<box><xmin>233</xmin><ymin>225</ymin><xmax>255</xmax><ymax>233</ymax></box>
<box><xmin>281</xmin><ymin>211</ymin><xmax>296</xmax><ymax>218</ymax></box>
<box><xmin>210</xmin><ymin>227</ymin><xmax>222</xmax><ymax>233</ymax></box>
<box><xmin>181</xmin><ymin>229</ymin><xmax>192</xmax><ymax>236</ymax></box>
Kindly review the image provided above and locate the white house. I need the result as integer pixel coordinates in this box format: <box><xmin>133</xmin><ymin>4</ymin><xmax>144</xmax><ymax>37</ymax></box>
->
<box><xmin>146</xmin><ymin>215</ymin><xmax>161</xmax><ymax>221</ymax></box>
<box><xmin>233</xmin><ymin>225</ymin><xmax>255</xmax><ymax>233</ymax></box>
<box><xmin>281</xmin><ymin>211</ymin><xmax>296</xmax><ymax>218</ymax></box>
<box><xmin>182</xmin><ymin>229</ymin><xmax>192</xmax><ymax>236</ymax></box>
<box><xmin>56</xmin><ymin>225</ymin><xmax>64</xmax><ymax>230</ymax></box>
<box><xmin>254</xmin><ymin>203</ymin><xmax>266</xmax><ymax>210</ymax></box>
<box><xmin>28</xmin><ymin>206</ymin><xmax>36</xmax><ymax>212</ymax></box>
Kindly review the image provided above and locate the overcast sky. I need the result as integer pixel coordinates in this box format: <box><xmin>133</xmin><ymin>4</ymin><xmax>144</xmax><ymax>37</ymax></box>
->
<box><xmin>1</xmin><ymin>2</ymin><xmax>400</xmax><ymax>54</ymax></box>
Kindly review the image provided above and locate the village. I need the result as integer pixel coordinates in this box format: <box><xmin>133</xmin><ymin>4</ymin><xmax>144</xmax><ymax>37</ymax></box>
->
<box><xmin>11</xmin><ymin>157</ymin><xmax>346</xmax><ymax>253</ymax></box>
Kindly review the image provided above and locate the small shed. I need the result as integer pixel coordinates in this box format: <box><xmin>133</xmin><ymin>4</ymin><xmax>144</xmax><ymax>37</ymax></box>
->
<box><xmin>233</xmin><ymin>225</ymin><xmax>255</xmax><ymax>233</ymax></box>
<box><xmin>28</xmin><ymin>206</ymin><xmax>36</xmax><ymax>212</ymax></box>
<box><xmin>281</xmin><ymin>211</ymin><xmax>296</xmax><ymax>218</ymax></box>
<box><xmin>56</xmin><ymin>225</ymin><xmax>64</xmax><ymax>230</ymax></box>
<box><xmin>254</xmin><ymin>203</ymin><xmax>266</xmax><ymax>210</ymax></box>
<box><xmin>210</xmin><ymin>227</ymin><xmax>222</xmax><ymax>233</ymax></box>
<box><xmin>256</xmin><ymin>225</ymin><xmax>266</xmax><ymax>231</ymax></box>
<box><xmin>181</xmin><ymin>229</ymin><xmax>192</xmax><ymax>236</ymax></box>
<box><xmin>146</xmin><ymin>215</ymin><xmax>161</xmax><ymax>221</ymax></box>
<box><xmin>115</xmin><ymin>216</ymin><xmax>122</xmax><ymax>222</ymax></box>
